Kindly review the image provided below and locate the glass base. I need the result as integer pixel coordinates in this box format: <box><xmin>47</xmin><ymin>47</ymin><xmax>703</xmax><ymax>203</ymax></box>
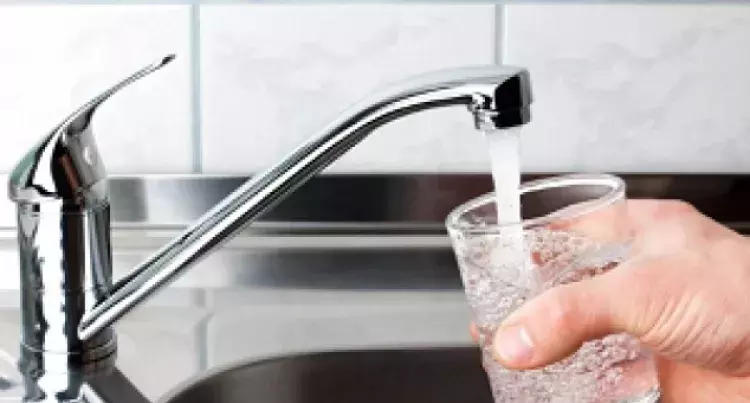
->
<box><xmin>482</xmin><ymin>349</ymin><xmax>661</xmax><ymax>403</ymax></box>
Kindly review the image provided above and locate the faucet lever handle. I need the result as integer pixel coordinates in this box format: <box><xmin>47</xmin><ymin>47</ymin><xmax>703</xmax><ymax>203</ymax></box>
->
<box><xmin>66</xmin><ymin>54</ymin><xmax>175</xmax><ymax>134</ymax></box>
<box><xmin>8</xmin><ymin>54</ymin><xmax>176</xmax><ymax>204</ymax></box>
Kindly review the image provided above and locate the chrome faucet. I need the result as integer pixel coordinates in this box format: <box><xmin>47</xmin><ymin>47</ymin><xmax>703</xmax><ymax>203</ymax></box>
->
<box><xmin>7</xmin><ymin>54</ymin><xmax>532</xmax><ymax>402</ymax></box>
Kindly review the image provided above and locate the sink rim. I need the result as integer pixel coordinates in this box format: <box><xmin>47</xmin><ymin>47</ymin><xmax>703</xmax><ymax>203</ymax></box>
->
<box><xmin>156</xmin><ymin>345</ymin><xmax>480</xmax><ymax>403</ymax></box>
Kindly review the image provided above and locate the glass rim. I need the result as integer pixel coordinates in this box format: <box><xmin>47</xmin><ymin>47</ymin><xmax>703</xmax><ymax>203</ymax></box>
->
<box><xmin>445</xmin><ymin>173</ymin><xmax>626</xmax><ymax>234</ymax></box>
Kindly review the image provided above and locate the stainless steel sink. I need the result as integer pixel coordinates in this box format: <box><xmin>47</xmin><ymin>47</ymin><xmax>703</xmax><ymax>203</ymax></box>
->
<box><xmin>158</xmin><ymin>347</ymin><xmax>492</xmax><ymax>403</ymax></box>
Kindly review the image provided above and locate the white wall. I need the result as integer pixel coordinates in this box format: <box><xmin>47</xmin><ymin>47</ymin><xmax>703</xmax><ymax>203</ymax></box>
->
<box><xmin>1</xmin><ymin>2</ymin><xmax>749</xmax><ymax>175</ymax></box>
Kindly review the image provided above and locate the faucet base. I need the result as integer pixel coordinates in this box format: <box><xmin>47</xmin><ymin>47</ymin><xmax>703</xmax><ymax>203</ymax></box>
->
<box><xmin>18</xmin><ymin>337</ymin><xmax>117</xmax><ymax>402</ymax></box>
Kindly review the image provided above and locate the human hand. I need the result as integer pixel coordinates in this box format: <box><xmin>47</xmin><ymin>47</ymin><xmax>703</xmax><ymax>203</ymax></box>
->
<box><xmin>472</xmin><ymin>199</ymin><xmax>750</xmax><ymax>402</ymax></box>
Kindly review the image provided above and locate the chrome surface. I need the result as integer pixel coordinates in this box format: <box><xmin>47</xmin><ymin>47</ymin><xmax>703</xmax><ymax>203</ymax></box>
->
<box><xmin>70</xmin><ymin>173</ymin><xmax>750</xmax><ymax>232</ymax></box>
<box><xmin>159</xmin><ymin>348</ymin><xmax>493</xmax><ymax>403</ymax></box>
<box><xmin>7</xmin><ymin>54</ymin><xmax>533</xmax><ymax>403</ymax></box>
<box><xmin>8</xmin><ymin>56</ymin><xmax>175</xmax><ymax>403</ymax></box>
<box><xmin>0</xmin><ymin>172</ymin><xmax>744</xmax><ymax>401</ymax></box>
<box><xmin>0</xmin><ymin>173</ymin><xmax>743</xmax><ymax>292</ymax></box>
<box><xmin>76</xmin><ymin>64</ymin><xmax>532</xmax><ymax>340</ymax></box>
<box><xmin>0</xmin><ymin>173</ymin><xmax>748</xmax><ymax>290</ymax></box>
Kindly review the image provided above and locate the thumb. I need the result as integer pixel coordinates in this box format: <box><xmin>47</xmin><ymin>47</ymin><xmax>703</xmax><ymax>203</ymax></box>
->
<box><xmin>490</xmin><ymin>271</ymin><xmax>629</xmax><ymax>370</ymax></box>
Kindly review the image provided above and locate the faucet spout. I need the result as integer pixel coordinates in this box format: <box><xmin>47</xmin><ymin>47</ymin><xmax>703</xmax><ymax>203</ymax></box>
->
<box><xmin>78</xmin><ymin>64</ymin><xmax>533</xmax><ymax>341</ymax></box>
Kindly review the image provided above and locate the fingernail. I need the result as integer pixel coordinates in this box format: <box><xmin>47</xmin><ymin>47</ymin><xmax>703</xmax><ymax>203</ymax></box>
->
<box><xmin>493</xmin><ymin>325</ymin><xmax>534</xmax><ymax>365</ymax></box>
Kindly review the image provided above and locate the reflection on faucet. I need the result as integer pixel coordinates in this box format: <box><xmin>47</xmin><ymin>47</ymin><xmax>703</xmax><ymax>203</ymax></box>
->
<box><xmin>7</xmin><ymin>54</ymin><xmax>532</xmax><ymax>402</ymax></box>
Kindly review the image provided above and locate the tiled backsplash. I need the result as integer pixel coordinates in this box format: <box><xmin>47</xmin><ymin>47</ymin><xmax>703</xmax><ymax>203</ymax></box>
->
<box><xmin>0</xmin><ymin>5</ymin><xmax>193</xmax><ymax>173</ymax></box>
<box><xmin>505</xmin><ymin>4</ymin><xmax>750</xmax><ymax>173</ymax></box>
<box><xmin>200</xmin><ymin>4</ymin><xmax>495</xmax><ymax>173</ymax></box>
<box><xmin>1</xmin><ymin>2</ymin><xmax>749</xmax><ymax>174</ymax></box>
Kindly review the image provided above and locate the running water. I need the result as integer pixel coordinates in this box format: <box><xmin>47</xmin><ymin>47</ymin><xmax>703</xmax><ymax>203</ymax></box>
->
<box><xmin>483</xmin><ymin>127</ymin><xmax>531</xmax><ymax>287</ymax></box>
<box><xmin>486</xmin><ymin>127</ymin><xmax>523</xmax><ymax>226</ymax></box>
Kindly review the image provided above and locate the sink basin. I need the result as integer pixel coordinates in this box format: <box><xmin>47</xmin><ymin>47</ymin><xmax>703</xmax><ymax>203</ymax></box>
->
<box><xmin>159</xmin><ymin>347</ymin><xmax>492</xmax><ymax>403</ymax></box>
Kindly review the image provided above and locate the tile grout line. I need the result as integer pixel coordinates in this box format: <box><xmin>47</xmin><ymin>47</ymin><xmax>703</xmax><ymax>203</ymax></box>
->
<box><xmin>190</xmin><ymin>1</ymin><xmax>203</xmax><ymax>173</ymax></box>
<box><xmin>494</xmin><ymin>2</ymin><xmax>504</xmax><ymax>65</ymax></box>
<box><xmin>0</xmin><ymin>0</ymin><xmax>192</xmax><ymax>4</ymax></box>
<box><xmin>2</xmin><ymin>0</ymin><xmax>750</xmax><ymax>4</ymax></box>
<box><xmin>2</xmin><ymin>0</ymin><xmax>750</xmax><ymax>3</ymax></box>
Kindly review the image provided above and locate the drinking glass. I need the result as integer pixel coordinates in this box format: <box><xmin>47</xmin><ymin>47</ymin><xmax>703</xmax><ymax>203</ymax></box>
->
<box><xmin>446</xmin><ymin>173</ymin><xmax>660</xmax><ymax>403</ymax></box>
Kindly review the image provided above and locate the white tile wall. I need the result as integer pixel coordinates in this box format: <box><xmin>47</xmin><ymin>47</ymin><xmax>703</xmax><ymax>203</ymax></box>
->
<box><xmin>505</xmin><ymin>4</ymin><xmax>750</xmax><ymax>173</ymax></box>
<box><xmin>1</xmin><ymin>3</ymin><xmax>749</xmax><ymax>174</ymax></box>
<box><xmin>199</xmin><ymin>4</ymin><xmax>496</xmax><ymax>173</ymax></box>
<box><xmin>0</xmin><ymin>5</ymin><xmax>192</xmax><ymax>174</ymax></box>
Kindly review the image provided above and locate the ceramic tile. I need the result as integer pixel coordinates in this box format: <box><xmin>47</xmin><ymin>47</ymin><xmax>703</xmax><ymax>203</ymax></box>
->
<box><xmin>0</xmin><ymin>5</ymin><xmax>192</xmax><ymax>174</ymax></box>
<box><xmin>200</xmin><ymin>4</ymin><xmax>495</xmax><ymax>173</ymax></box>
<box><xmin>504</xmin><ymin>4</ymin><xmax>750</xmax><ymax>173</ymax></box>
